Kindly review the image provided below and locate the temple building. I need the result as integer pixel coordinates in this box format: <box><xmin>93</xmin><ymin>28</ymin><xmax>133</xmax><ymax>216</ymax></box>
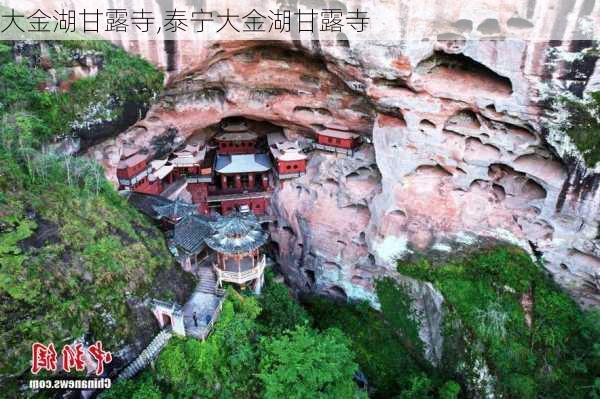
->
<box><xmin>170</xmin><ymin>211</ymin><xmax>269</xmax><ymax>293</ymax></box>
<box><xmin>314</xmin><ymin>129</ymin><xmax>361</xmax><ymax>155</ymax></box>
<box><xmin>117</xmin><ymin>150</ymin><xmax>156</xmax><ymax>193</ymax></box>
<box><xmin>119</xmin><ymin>118</ymin><xmax>321</xmax><ymax>218</ymax></box>
<box><xmin>205</xmin><ymin>212</ymin><xmax>268</xmax><ymax>294</ymax></box>
<box><xmin>169</xmin><ymin>144</ymin><xmax>210</xmax><ymax>178</ymax></box>
<box><xmin>268</xmin><ymin>132</ymin><xmax>308</xmax><ymax>180</ymax></box>
<box><xmin>209</xmin><ymin>153</ymin><xmax>273</xmax><ymax>215</ymax></box>
<box><xmin>216</xmin><ymin>131</ymin><xmax>259</xmax><ymax>155</ymax></box>
<box><xmin>171</xmin><ymin>214</ymin><xmax>214</xmax><ymax>270</ymax></box>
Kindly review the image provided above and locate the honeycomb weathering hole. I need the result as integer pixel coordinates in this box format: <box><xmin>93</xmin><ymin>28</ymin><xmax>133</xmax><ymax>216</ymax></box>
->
<box><xmin>417</xmin><ymin>52</ymin><xmax>513</xmax><ymax>98</ymax></box>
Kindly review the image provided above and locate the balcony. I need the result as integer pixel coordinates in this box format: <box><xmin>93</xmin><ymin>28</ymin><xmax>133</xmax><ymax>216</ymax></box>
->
<box><xmin>214</xmin><ymin>254</ymin><xmax>266</xmax><ymax>286</ymax></box>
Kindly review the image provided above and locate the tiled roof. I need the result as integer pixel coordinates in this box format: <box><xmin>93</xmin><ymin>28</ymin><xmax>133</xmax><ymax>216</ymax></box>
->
<box><xmin>205</xmin><ymin>212</ymin><xmax>269</xmax><ymax>254</ymax></box>
<box><xmin>318</xmin><ymin>129</ymin><xmax>360</xmax><ymax>140</ymax></box>
<box><xmin>127</xmin><ymin>192</ymin><xmax>172</xmax><ymax>219</ymax></box>
<box><xmin>153</xmin><ymin>200</ymin><xmax>198</xmax><ymax>221</ymax></box>
<box><xmin>170</xmin><ymin>147</ymin><xmax>206</xmax><ymax>167</ymax></box>
<box><xmin>268</xmin><ymin>133</ymin><xmax>307</xmax><ymax>161</ymax></box>
<box><xmin>118</xmin><ymin>153</ymin><xmax>148</xmax><ymax>169</ymax></box>
<box><xmin>215</xmin><ymin>131</ymin><xmax>258</xmax><ymax>141</ymax></box>
<box><xmin>221</xmin><ymin>121</ymin><xmax>248</xmax><ymax>132</ymax></box>
<box><xmin>151</xmin><ymin>164</ymin><xmax>175</xmax><ymax>180</ymax></box>
<box><xmin>173</xmin><ymin>215</ymin><xmax>213</xmax><ymax>254</ymax></box>
<box><xmin>215</xmin><ymin>154</ymin><xmax>272</xmax><ymax>174</ymax></box>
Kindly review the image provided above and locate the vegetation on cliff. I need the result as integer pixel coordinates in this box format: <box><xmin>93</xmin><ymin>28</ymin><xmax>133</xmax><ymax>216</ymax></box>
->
<box><xmin>0</xmin><ymin>40</ymin><xmax>163</xmax><ymax>144</ymax></box>
<box><xmin>103</xmin><ymin>283</ymin><xmax>366</xmax><ymax>399</ymax></box>
<box><xmin>559</xmin><ymin>91</ymin><xmax>600</xmax><ymax>168</ymax></box>
<box><xmin>305</xmin><ymin>247</ymin><xmax>600</xmax><ymax>399</ymax></box>
<box><xmin>0</xmin><ymin>40</ymin><xmax>179</xmax><ymax>393</ymax></box>
<box><xmin>398</xmin><ymin>247</ymin><xmax>600</xmax><ymax>398</ymax></box>
<box><xmin>103</xmin><ymin>248</ymin><xmax>599</xmax><ymax>399</ymax></box>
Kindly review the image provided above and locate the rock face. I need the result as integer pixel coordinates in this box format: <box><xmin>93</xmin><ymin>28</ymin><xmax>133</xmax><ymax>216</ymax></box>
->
<box><xmin>83</xmin><ymin>4</ymin><xmax>600</xmax><ymax>311</ymax></box>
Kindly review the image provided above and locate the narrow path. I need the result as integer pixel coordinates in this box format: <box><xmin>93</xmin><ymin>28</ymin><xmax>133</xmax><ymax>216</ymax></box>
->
<box><xmin>117</xmin><ymin>265</ymin><xmax>225</xmax><ymax>381</ymax></box>
<box><xmin>117</xmin><ymin>328</ymin><xmax>173</xmax><ymax>381</ymax></box>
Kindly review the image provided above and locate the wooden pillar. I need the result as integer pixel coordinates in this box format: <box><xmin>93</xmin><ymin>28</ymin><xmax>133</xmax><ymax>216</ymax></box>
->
<box><xmin>261</xmin><ymin>174</ymin><xmax>269</xmax><ymax>189</ymax></box>
<box><xmin>221</xmin><ymin>174</ymin><xmax>227</xmax><ymax>189</ymax></box>
<box><xmin>235</xmin><ymin>174</ymin><xmax>242</xmax><ymax>189</ymax></box>
<box><xmin>248</xmin><ymin>173</ymin><xmax>255</xmax><ymax>189</ymax></box>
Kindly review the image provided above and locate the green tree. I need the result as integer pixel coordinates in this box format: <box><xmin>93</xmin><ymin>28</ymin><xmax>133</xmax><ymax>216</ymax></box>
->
<box><xmin>558</xmin><ymin>91</ymin><xmax>600</xmax><ymax>167</ymax></box>
<box><xmin>259</xmin><ymin>325</ymin><xmax>364</xmax><ymax>399</ymax></box>
<box><xmin>156</xmin><ymin>291</ymin><xmax>262</xmax><ymax>398</ymax></box>
<box><xmin>438</xmin><ymin>380</ymin><xmax>461</xmax><ymax>399</ymax></box>
<box><xmin>258</xmin><ymin>279</ymin><xmax>310</xmax><ymax>334</ymax></box>
<box><xmin>398</xmin><ymin>374</ymin><xmax>433</xmax><ymax>399</ymax></box>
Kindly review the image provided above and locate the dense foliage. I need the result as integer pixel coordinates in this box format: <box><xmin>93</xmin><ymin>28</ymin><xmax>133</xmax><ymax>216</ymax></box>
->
<box><xmin>305</xmin><ymin>248</ymin><xmax>599</xmax><ymax>399</ymax></box>
<box><xmin>399</xmin><ymin>247</ymin><xmax>600</xmax><ymax>398</ymax></box>
<box><xmin>103</xmin><ymin>284</ymin><xmax>365</xmax><ymax>398</ymax></box>
<box><xmin>259</xmin><ymin>325</ymin><xmax>362</xmax><ymax>399</ymax></box>
<box><xmin>305</xmin><ymin>290</ymin><xmax>457</xmax><ymax>398</ymax></box>
<box><xmin>257</xmin><ymin>272</ymin><xmax>311</xmax><ymax>334</ymax></box>
<box><xmin>0</xmin><ymin>40</ymin><xmax>163</xmax><ymax>142</ymax></box>
<box><xmin>0</xmin><ymin>40</ymin><xmax>175</xmax><ymax>394</ymax></box>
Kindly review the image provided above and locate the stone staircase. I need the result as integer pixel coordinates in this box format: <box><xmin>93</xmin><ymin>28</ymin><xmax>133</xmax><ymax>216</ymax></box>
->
<box><xmin>197</xmin><ymin>266</ymin><xmax>218</xmax><ymax>294</ymax></box>
<box><xmin>117</xmin><ymin>328</ymin><xmax>173</xmax><ymax>381</ymax></box>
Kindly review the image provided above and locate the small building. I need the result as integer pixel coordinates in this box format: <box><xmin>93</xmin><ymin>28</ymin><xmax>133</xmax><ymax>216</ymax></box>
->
<box><xmin>268</xmin><ymin>132</ymin><xmax>308</xmax><ymax>180</ymax></box>
<box><xmin>215</xmin><ymin>131</ymin><xmax>259</xmax><ymax>155</ymax></box>
<box><xmin>117</xmin><ymin>151</ymin><xmax>163</xmax><ymax>194</ymax></box>
<box><xmin>146</xmin><ymin>159</ymin><xmax>176</xmax><ymax>194</ymax></box>
<box><xmin>170</xmin><ymin>144</ymin><xmax>209</xmax><ymax>177</ymax></box>
<box><xmin>166</xmin><ymin>145</ymin><xmax>212</xmax><ymax>213</ymax></box>
<box><xmin>171</xmin><ymin>214</ymin><xmax>214</xmax><ymax>271</ymax></box>
<box><xmin>314</xmin><ymin>129</ymin><xmax>361</xmax><ymax>155</ymax></box>
<box><xmin>205</xmin><ymin>212</ymin><xmax>268</xmax><ymax>294</ymax></box>
<box><xmin>151</xmin><ymin>300</ymin><xmax>186</xmax><ymax>336</ymax></box>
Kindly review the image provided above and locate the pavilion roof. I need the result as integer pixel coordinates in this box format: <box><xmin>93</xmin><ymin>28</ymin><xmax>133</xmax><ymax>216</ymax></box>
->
<box><xmin>170</xmin><ymin>146</ymin><xmax>206</xmax><ymax>167</ymax></box>
<box><xmin>205</xmin><ymin>212</ymin><xmax>268</xmax><ymax>254</ymax></box>
<box><xmin>215</xmin><ymin>154</ymin><xmax>272</xmax><ymax>174</ymax></box>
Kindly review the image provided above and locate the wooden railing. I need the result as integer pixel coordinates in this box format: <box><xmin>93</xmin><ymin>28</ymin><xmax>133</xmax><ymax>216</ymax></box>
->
<box><xmin>214</xmin><ymin>256</ymin><xmax>266</xmax><ymax>285</ymax></box>
<box><xmin>206</xmin><ymin>191</ymin><xmax>272</xmax><ymax>203</ymax></box>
